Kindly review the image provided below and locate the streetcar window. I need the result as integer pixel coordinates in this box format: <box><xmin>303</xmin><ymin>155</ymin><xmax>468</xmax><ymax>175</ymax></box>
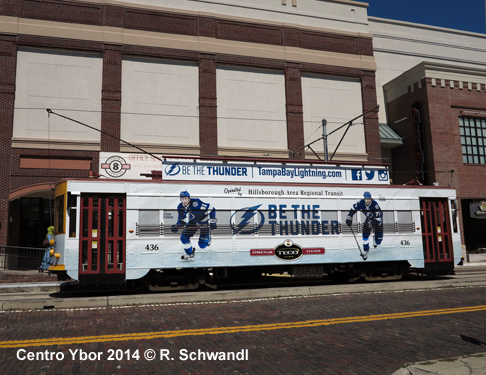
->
<box><xmin>81</xmin><ymin>241</ymin><xmax>88</xmax><ymax>271</ymax></box>
<box><xmin>107</xmin><ymin>240</ymin><xmax>114</xmax><ymax>271</ymax></box>
<box><xmin>82</xmin><ymin>206</ymin><xmax>89</xmax><ymax>237</ymax></box>
<box><xmin>208</xmin><ymin>210</ymin><xmax>231</xmax><ymax>238</ymax></box>
<box><xmin>139</xmin><ymin>210</ymin><xmax>159</xmax><ymax>226</ymax></box>
<box><xmin>54</xmin><ymin>195</ymin><xmax>65</xmax><ymax>234</ymax></box>
<box><xmin>108</xmin><ymin>209</ymin><xmax>114</xmax><ymax>237</ymax></box>
<box><xmin>118</xmin><ymin>209</ymin><xmax>124</xmax><ymax>238</ymax></box>
<box><xmin>322</xmin><ymin>211</ymin><xmax>337</xmax><ymax>222</ymax></box>
<box><xmin>321</xmin><ymin>211</ymin><xmax>338</xmax><ymax>235</ymax></box>
<box><xmin>138</xmin><ymin>210</ymin><xmax>160</xmax><ymax>236</ymax></box>
<box><xmin>117</xmin><ymin>240</ymin><xmax>123</xmax><ymax>271</ymax></box>
<box><xmin>67</xmin><ymin>193</ymin><xmax>76</xmax><ymax>208</ymax></box>
<box><xmin>68</xmin><ymin>194</ymin><xmax>77</xmax><ymax>238</ymax></box>
<box><xmin>450</xmin><ymin>200</ymin><xmax>458</xmax><ymax>233</ymax></box>
<box><xmin>396</xmin><ymin>211</ymin><xmax>414</xmax><ymax>233</ymax></box>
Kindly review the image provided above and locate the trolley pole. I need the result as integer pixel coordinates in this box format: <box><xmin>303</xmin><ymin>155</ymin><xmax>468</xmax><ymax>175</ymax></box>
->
<box><xmin>322</xmin><ymin>119</ymin><xmax>329</xmax><ymax>161</ymax></box>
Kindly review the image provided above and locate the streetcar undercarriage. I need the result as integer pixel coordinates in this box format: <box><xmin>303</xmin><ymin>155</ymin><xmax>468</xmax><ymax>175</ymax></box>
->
<box><xmin>52</xmin><ymin>260</ymin><xmax>431</xmax><ymax>292</ymax></box>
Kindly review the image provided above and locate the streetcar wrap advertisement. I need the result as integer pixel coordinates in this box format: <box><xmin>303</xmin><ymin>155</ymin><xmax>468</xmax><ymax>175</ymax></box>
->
<box><xmin>162</xmin><ymin>159</ymin><xmax>390</xmax><ymax>185</ymax></box>
<box><xmin>98</xmin><ymin>153</ymin><xmax>390</xmax><ymax>185</ymax></box>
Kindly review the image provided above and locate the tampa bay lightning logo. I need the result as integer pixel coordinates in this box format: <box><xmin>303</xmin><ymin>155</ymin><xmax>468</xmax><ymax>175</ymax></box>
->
<box><xmin>164</xmin><ymin>163</ymin><xmax>181</xmax><ymax>176</ymax></box>
<box><xmin>231</xmin><ymin>204</ymin><xmax>265</xmax><ymax>235</ymax></box>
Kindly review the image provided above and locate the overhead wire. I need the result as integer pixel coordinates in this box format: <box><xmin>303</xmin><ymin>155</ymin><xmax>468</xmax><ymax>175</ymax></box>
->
<box><xmin>15</xmin><ymin>107</ymin><xmax>369</xmax><ymax>127</ymax></box>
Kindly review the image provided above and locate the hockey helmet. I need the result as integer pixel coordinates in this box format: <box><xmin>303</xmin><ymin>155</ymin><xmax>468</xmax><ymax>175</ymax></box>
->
<box><xmin>180</xmin><ymin>191</ymin><xmax>190</xmax><ymax>198</ymax></box>
<box><xmin>363</xmin><ymin>191</ymin><xmax>372</xmax><ymax>199</ymax></box>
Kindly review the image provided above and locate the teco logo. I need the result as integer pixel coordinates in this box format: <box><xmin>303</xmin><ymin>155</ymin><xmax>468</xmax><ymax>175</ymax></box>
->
<box><xmin>274</xmin><ymin>240</ymin><xmax>303</xmax><ymax>261</ymax></box>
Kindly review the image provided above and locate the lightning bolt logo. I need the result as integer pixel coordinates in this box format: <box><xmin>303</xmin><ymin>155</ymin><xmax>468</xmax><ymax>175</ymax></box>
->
<box><xmin>165</xmin><ymin>163</ymin><xmax>180</xmax><ymax>176</ymax></box>
<box><xmin>231</xmin><ymin>204</ymin><xmax>265</xmax><ymax>235</ymax></box>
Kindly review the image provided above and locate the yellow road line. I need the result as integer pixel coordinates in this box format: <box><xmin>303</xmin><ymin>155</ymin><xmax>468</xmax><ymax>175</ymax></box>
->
<box><xmin>1</xmin><ymin>305</ymin><xmax>485</xmax><ymax>348</ymax></box>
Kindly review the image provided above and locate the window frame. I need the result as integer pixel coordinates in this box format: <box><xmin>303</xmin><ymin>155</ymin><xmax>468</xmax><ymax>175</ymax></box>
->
<box><xmin>459</xmin><ymin>117</ymin><xmax>486</xmax><ymax>165</ymax></box>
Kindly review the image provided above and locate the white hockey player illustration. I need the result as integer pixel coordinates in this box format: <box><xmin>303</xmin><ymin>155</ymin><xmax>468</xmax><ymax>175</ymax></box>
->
<box><xmin>171</xmin><ymin>191</ymin><xmax>217</xmax><ymax>261</ymax></box>
<box><xmin>346</xmin><ymin>191</ymin><xmax>383</xmax><ymax>260</ymax></box>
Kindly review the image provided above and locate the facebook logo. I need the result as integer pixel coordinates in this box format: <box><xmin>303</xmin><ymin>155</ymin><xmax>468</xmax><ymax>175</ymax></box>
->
<box><xmin>351</xmin><ymin>170</ymin><xmax>363</xmax><ymax>181</ymax></box>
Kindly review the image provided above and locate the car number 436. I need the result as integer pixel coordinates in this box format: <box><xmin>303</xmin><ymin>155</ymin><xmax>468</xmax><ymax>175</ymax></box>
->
<box><xmin>400</xmin><ymin>240</ymin><xmax>411</xmax><ymax>246</ymax></box>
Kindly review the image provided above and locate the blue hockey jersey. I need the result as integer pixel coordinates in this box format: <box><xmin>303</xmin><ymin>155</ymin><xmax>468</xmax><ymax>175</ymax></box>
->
<box><xmin>176</xmin><ymin>198</ymin><xmax>216</xmax><ymax>227</ymax></box>
<box><xmin>347</xmin><ymin>199</ymin><xmax>383</xmax><ymax>226</ymax></box>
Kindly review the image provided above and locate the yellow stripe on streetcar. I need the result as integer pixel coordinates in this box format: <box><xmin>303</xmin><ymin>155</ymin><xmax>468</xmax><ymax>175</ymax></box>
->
<box><xmin>1</xmin><ymin>305</ymin><xmax>485</xmax><ymax>348</ymax></box>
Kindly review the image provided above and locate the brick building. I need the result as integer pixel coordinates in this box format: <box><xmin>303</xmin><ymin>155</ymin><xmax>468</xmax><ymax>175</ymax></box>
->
<box><xmin>384</xmin><ymin>62</ymin><xmax>486</xmax><ymax>250</ymax></box>
<box><xmin>0</xmin><ymin>0</ymin><xmax>380</xmax><ymax>248</ymax></box>
<box><xmin>0</xmin><ymin>0</ymin><xmax>485</xmax><ymax>253</ymax></box>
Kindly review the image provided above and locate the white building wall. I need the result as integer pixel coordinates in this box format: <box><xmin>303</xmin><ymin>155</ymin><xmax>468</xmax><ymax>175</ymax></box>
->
<box><xmin>13</xmin><ymin>48</ymin><xmax>102</xmax><ymax>148</ymax></box>
<box><xmin>121</xmin><ymin>58</ymin><xmax>200</xmax><ymax>148</ymax></box>
<box><xmin>217</xmin><ymin>66</ymin><xmax>288</xmax><ymax>154</ymax></box>
<box><xmin>301</xmin><ymin>74</ymin><xmax>366</xmax><ymax>158</ymax></box>
<box><xmin>114</xmin><ymin>0</ymin><xmax>370</xmax><ymax>34</ymax></box>
<box><xmin>369</xmin><ymin>17</ymin><xmax>486</xmax><ymax>124</ymax></box>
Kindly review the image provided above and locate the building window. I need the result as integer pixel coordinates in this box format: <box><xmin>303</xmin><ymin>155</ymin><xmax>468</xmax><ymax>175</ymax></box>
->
<box><xmin>459</xmin><ymin>117</ymin><xmax>486</xmax><ymax>164</ymax></box>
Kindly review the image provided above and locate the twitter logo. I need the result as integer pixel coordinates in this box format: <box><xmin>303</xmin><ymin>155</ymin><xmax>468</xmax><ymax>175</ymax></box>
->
<box><xmin>365</xmin><ymin>170</ymin><xmax>375</xmax><ymax>180</ymax></box>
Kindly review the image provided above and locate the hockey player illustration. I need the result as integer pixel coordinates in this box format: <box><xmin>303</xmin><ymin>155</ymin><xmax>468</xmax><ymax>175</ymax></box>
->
<box><xmin>171</xmin><ymin>191</ymin><xmax>217</xmax><ymax>261</ymax></box>
<box><xmin>346</xmin><ymin>191</ymin><xmax>383</xmax><ymax>260</ymax></box>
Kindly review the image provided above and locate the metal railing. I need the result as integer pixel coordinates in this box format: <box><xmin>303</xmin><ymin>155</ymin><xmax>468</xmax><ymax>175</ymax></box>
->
<box><xmin>0</xmin><ymin>246</ymin><xmax>47</xmax><ymax>270</ymax></box>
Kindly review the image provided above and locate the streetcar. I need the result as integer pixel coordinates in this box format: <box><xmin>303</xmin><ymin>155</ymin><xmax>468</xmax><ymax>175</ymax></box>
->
<box><xmin>48</xmin><ymin>160</ymin><xmax>462</xmax><ymax>290</ymax></box>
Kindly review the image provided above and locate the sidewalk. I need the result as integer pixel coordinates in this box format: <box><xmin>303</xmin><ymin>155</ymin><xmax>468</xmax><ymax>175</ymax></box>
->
<box><xmin>0</xmin><ymin>269</ymin><xmax>61</xmax><ymax>293</ymax></box>
<box><xmin>0</xmin><ymin>269</ymin><xmax>58</xmax><ymax>284</ymax></box>
<box><xmin>392</xmin><ymin>352</ymin><xmax>486</xmax><ymax>375</ymax></box>
<box><xmin>464</xmin><ymin>253</ymin><xmax>486</xmax><ymax>265</ymax></box>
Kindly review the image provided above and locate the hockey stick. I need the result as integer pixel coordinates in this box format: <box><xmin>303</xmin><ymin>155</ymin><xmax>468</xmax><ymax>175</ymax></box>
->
<box><xmin>349</xmin><ymin>225</ymin><xmax>367</xmax><ymax>260</ymax></box>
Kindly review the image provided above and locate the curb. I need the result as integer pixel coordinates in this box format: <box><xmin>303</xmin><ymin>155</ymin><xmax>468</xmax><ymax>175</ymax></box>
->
<box><xmin>2</xmin><ymin>276</ymin><xmax>486</xmax><ymax>311</ymax></box>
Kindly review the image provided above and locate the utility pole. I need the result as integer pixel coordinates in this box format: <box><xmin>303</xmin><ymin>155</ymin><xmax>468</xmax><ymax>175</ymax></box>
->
<box><xmin>322</xmin><ymin>119</ymin><xmax>329</xmax><ymax>161</ymax></box>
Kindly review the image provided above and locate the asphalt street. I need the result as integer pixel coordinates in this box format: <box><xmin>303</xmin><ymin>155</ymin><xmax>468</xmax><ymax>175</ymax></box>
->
<box><xmin>0</xmin><ymin>264</ymin><xmax>485</xmax><ymax>374</ymax></box>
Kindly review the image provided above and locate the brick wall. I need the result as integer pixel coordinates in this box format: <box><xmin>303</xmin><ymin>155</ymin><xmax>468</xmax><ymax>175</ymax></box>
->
<box><xmin>386</xmin><ymin>77</ymin><xmax>486</xmax><ymax>247</ymax></box>
<box><xmin>387</xmin><ymin>80</ymin><xmax>431</xmax><ymax>185</ymax></box>
<box><xmin>1</xmin><ymin>0</ymin><xmax>380</xmax><ymax>244</ymax></box>
<box><xmin>6</xmin><ymin>0</ymin><xmax>378</xmax><ymax>161</ymax></box>
<box><xmin>387</xmin><ymin>78</ymin><xmax>486</xmax><ymax>198</ymax></box>
<box><xmin>426</xmin><ymin>80</ymin><xmax>486</xmax><ymax>199</ymax></box>
<box><xmin>285</xmin><ymin>63</ymin><xmax>305</xmax><ymax>159</ymax></box>
<box><xmin>199</xmin><ymin>55</ymin><xmax>218</xmax><ymax>156</ymax></box>
<box><xmin>102</xmin><ymin>46</ymin><xmax>122</xmax><ymax>152</ymax></box>
<box><xmin>13</xmin><ymin>0</ymin><xmax>374</xmax><ymax>56</ymax></box>
<box><xmin>0</xmin><ymin>36</ymin><xmax>17</xmax><ymax>245</ymax></box>
<box><xmin>361</xmin><ymin>72</ymin><xmax>381</xmax><ymax>163</ymax></box>
<box><xmin>9</xmin><ymin>149</ymin><xmax>98</xmax><ymax>192</ymax></box>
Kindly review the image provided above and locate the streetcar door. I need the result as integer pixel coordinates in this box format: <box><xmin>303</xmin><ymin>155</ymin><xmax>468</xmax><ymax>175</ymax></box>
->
<box><xmin>79</xmin><ymin>194</ymin><xmax>126</xmax><ymax>286</ymax></box>
<box><xmin>420</xmin><ymin>198</ymin><xmax>453</xmax><ymax>271</ymax></box>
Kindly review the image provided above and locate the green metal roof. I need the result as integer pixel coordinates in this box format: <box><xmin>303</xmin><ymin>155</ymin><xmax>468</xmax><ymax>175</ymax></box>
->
<box><xmin>379</xmin><ymin>123</ymin><xmax>403</xmax><ymax>144</ymax></box>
